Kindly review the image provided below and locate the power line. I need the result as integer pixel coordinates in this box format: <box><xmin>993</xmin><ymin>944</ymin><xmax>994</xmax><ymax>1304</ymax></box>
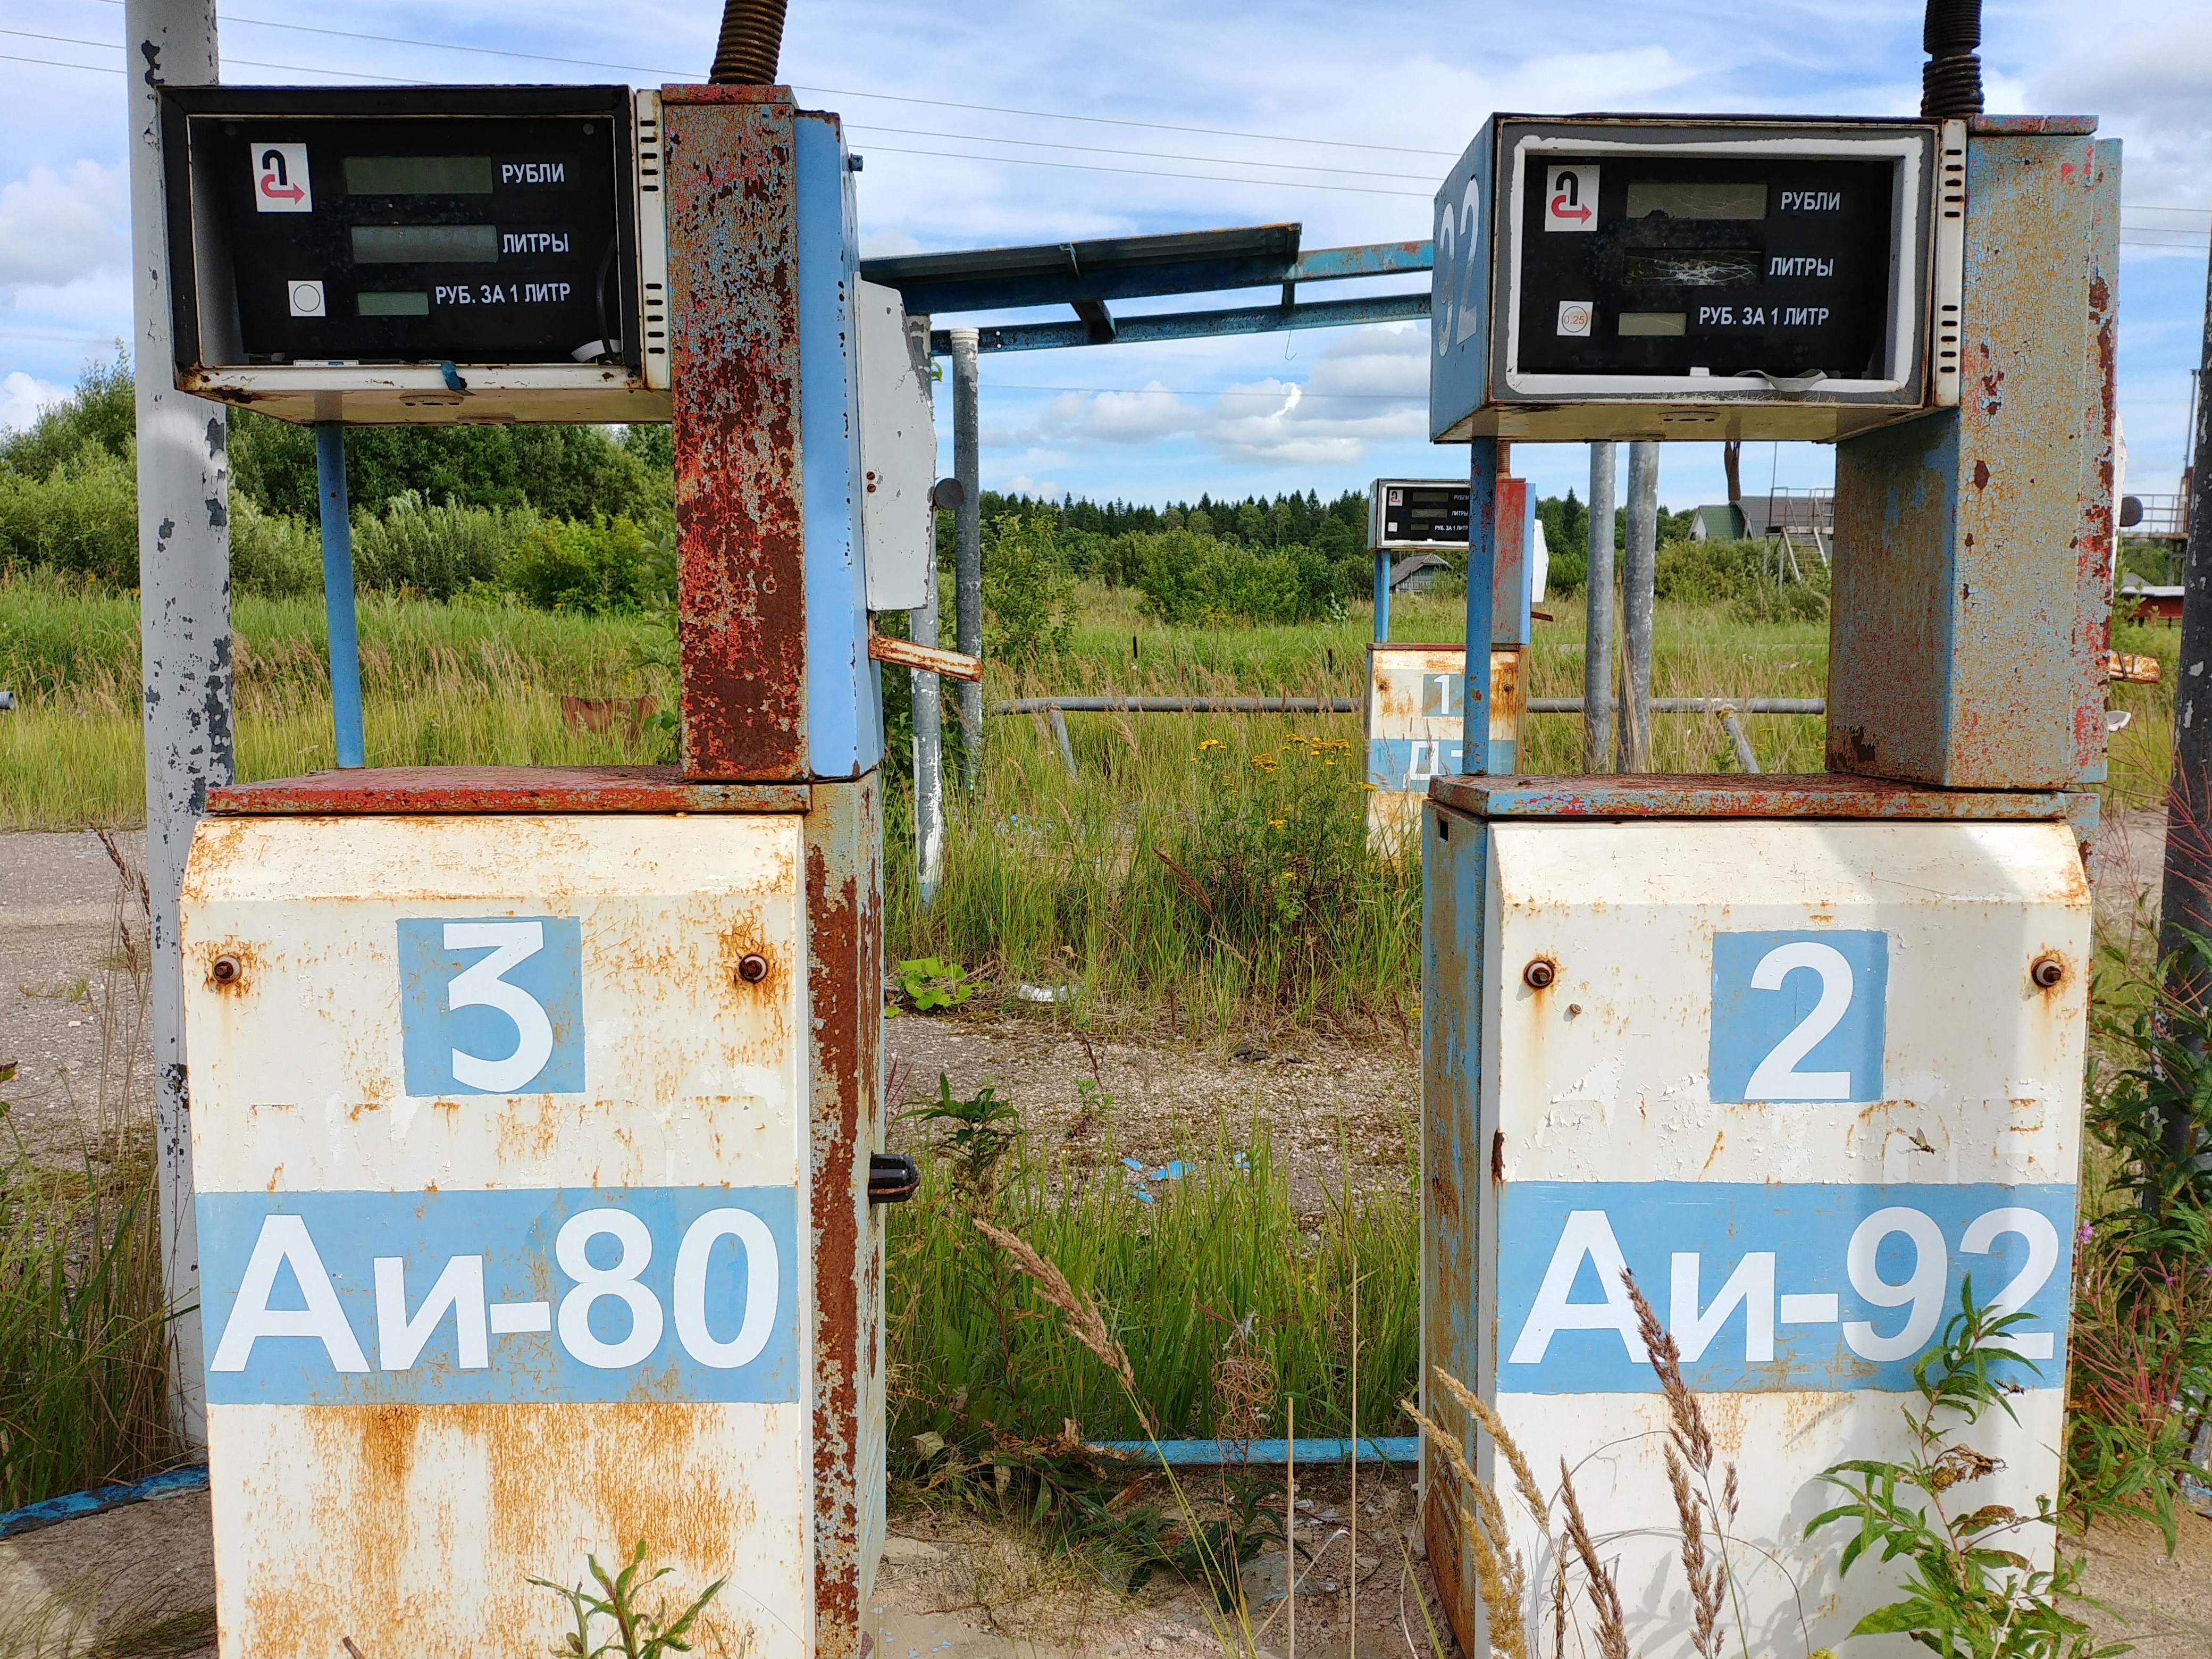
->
<box><xmin>844</xmin><ymin>124</ymin><xmax>1432</xmax><ymax>183</ymax></box>
<box><xmin>857</xmin><ymin>142</ymin><xmax>1434</xmax><ymax>197</ymax></box>
<box><xmin>75</xmin><ymin>0</ymin><xmax>1461</xmax><ymax>158</ymax></box>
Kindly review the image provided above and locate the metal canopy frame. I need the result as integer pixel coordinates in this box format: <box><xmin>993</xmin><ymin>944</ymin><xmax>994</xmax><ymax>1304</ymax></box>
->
<box><xmin>857</xmin><ymin>223</ymin><xmax>1433</xmax><ymax>353</ymax></box>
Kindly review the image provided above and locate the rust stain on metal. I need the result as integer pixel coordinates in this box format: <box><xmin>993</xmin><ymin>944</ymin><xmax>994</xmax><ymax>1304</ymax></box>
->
<box><xmin>806</xmin><ymin>778</ymin><xmax>882</xmax><ymax>1657</ymax></box>
<box><xmin>207</xmin><ymin>766</ymin><xmax>810</xmax><ymax>817</ymax></box>
<box><xmin>1428</xmin><ymin>773</ymin><xmax>2070</xmax><ymax>821</ymax></box>
<box><xmin>1488</xmin><ymin>1129</ymin><xmax>1505</xmax><ymax>1186</ymax></box>
<box><xmin>666</xmin><ymin>91</ymin><xmax>808</xmax><ymax>781</ymax></box>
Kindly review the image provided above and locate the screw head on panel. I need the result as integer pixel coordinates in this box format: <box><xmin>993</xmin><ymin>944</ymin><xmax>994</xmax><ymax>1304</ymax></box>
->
<box><xmin>739</xmin><ymin>953</ymin><xmax>770</xmax><ymax>984</ymax></box>
<box><xmin>1523</xmin><ymin>959</ymin><xmax>1556</xmax><ymax>990</ymax></box>
<box><xmin>2030</xmin><ymin>954</ymin><xmax>2065</xmax><ymax>989</ymax></box>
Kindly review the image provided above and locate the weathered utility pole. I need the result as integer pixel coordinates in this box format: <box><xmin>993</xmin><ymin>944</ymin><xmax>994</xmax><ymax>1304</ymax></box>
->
<box><xmin>1619</xmin><ymin>439</ymin><xmax>1659</xmax><ymax>771</ymax></box>
<box><xmin>907</xmin><ymin>312</ymin><xmax>945</xmax><ymax>904</ymax></box>
<box><xmin>950</xmin><ymin>328</ymin><xmax>983</xmax><ymax>786</ymax></box>
<box><xmin>1583</xmin><ymin>442</ymin><xmax>1616</xmax><ymax>774</ymax></box>
<box><xmin>2158</xmin><ymin>237</ymin><xmax>2212</xmax><ymax>1164</ymax></box>
<box><xmin>128</xmin><ymin>0</ymin><xmax>225</xmax><ymax>1445</ymax></box>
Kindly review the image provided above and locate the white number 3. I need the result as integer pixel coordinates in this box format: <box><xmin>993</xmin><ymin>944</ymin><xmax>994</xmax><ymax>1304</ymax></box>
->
<box><xmin>1744</xmin><ymin>941</ymin><xmax>1854</xmax><ymax>1101</ymax></box>
<box><xmin>445</xmin><ymin>921</ymin><xmax>554</xmax><ymax>1092</ymax></box>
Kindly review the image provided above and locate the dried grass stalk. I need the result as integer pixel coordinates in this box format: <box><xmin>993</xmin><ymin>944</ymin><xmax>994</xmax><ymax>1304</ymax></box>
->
<box><xmin>1406</xmin><ymin>1398</ymin><xmax>1528</xmax><ymax>1659</ymax></box>
<box><xmin>1557</xmin><ymin>1456</ymin><xmax>1631</xmax><ymax>1659</ymax></box>
<box><xmin>1665</xmin><ymin>1440</ymin><xmax>1729</xmax><ymax>1659</ymax></box>
<box><xmin>1432</xmin><ymin>1364</ymin><xmax>1550</xmax><ymax>1528</ymax></box>
<box><xmin>972</xmin><ymin>1217</ymin><xmax>1135</xmax><ymax>1395</ymax></box>
<box><xmin>1623</xmin><ymin>1269</ymin><xmax>1713</xmax><ymax>1473</ymax></box>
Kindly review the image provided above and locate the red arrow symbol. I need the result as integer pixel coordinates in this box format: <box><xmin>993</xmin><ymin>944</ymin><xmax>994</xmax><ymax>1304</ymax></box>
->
<box><xmin>259</xmin><ymin>176</ymin><xmax>305</xmax><ymax>204</ymax></box>
<box><xmin>1550</xmin><ymin>193</ymin><xmax>1593</xmax><ymax>225</ymax></box>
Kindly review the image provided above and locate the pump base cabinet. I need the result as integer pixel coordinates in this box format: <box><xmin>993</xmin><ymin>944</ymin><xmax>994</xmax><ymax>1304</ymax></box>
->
<box><xmin>1420</xmin><ymin>784</ymin><xmax>2089</xmax><ymax>1659</ymax></box>
<box><xmin>181</xmin><ymin>784</ymin><xmax>884</xmax><ymax>1658</ymax></box>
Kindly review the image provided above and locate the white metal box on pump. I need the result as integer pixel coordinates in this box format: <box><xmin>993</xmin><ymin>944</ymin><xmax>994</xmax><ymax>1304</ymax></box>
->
<box><xmin>1420</xmin><ymin>785</ymin><xmax>2090</xmax><ymax>1657</ymax></box>
<box><xmin>181</xmin><ymin>808</ymin><xmax>860</xmax><ymax>1656</ymax></box>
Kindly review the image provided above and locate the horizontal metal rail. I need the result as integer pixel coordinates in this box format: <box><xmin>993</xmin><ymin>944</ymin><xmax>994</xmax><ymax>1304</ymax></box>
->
<box><xmin>993</xmin><ymin>696</ymin><xmax>1359</xmax><ymax>714</ymax></box>
<box><xmin>1085</xmin><ymin>1436</ymin><xmax>1418</xmax><ymax>1467</ymax></box>
<box><xmin>1528</xmin><ymin>698</ymin><xmax>1826</xmax><ymax>716</ymax></box>
<box><xmin>934</xmin><ymin>291</ymin><xmax>1431</xmax><ymax>355</ymax></box>
<box><xmin>994</xmin><ymin>697</ymin><xmax>1823</xmax><ymax>716</ymax></box>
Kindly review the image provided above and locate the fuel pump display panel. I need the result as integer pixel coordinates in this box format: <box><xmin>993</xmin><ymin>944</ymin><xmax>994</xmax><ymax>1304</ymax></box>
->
<box><xmin>159</xmin><ymin>86</ymin><xmax>661</xmax><ymax>422</ymax></box>
<box><xmin>210</xmin><ymin>116</ymin><xmax>627</xmax><ymax>364</ymax></box>
<box><xmin>1515</xmin><ymin>157</ymin><xmax>1897</xmax><ymax>379</ymax></box>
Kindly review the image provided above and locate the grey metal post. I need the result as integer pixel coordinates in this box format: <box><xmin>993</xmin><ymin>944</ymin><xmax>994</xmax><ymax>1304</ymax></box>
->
<box><xmin>1582</xmin><ymin>442</ymin><xmax>1617</xmax><ymax>774</ymax></box>
<box><xmin>1619</xmin><ymin>440</ymin><xmax>1660</xmax><ymax>772</ymax></box>
<box><xmin>128</xmin><ymin>0</ymin><xmax>224</xmax><ymax>1445</ymax></box>
<box><xmin>2158</xmin><ymin>237</ymin><xmax>2212</xmax><ymax>1168</ymax></box>
<box><xmin>950</xmin><ymin>328</ymin><xmax>983</xmax><ymax>788</ymax></box>
<box><xmin>907</xmin><ymin>313</ymin><xmax>944</xmax><ymax>905</ymax></box>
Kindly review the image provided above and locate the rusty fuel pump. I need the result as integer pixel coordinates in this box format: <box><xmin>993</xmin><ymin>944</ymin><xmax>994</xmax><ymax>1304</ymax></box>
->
<box><xmin>158</xmin><ymin>2</ymin><xmax>948</xmax><ymax>1651</ymax></box>
<box><xmin>1414</xmin><ymin>4</ymin><xmax>2117</xmax><ymax>1654</ymax></box>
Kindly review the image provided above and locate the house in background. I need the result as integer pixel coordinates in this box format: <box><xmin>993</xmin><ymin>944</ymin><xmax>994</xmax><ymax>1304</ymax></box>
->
<box><xmin>1389</xmin><ymin>552</ymin><xmax>1449</xmax><ymax>594</ymax></box>
<box><xmin>1688</xmin><ymin>503</ymin><xmax>1747</xmax><ymax>541</ymax></box>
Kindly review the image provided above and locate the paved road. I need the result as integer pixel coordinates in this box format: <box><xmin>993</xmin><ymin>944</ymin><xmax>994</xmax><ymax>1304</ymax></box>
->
<box><xmin>0</xmin><ymin>830</ymin><xmax>152</xmax><ymax>1164</ymax></box>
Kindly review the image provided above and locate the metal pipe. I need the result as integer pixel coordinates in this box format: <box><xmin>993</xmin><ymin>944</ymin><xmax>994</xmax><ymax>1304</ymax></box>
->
<box><xmin>708</xmin><ymin>0</ymin><xmax>787</xmax><ymax>83</ymax></box>
<box><xmin>1620</xmin><ymin>440</ymin><xmax>1659</xmax><ymax>771</ymax></box>
<box><xmin>950</xmin><ymin>329</ymin><xmax>983</xmax><ymax>787</ymax></box>
<box><xmin>1583</xmin><ymin>442</ymin><xmax>1617</xmax><ymax>774</ymax></box>
<box><xmin>1530</xmin><ymin>698</ymin><xmax>1824</xmax><ymax>716</ymax></box>
<box><xmin>2158</xmin><ymin>232</ymin><xmax>2212</xmax><ymax>1167</ymax></box>
<box><xmin>128</xmin><ymin>0</ymin><xmax>225</xmax><ymax>1447</ymax></box>
<box><xmin>1047</xmin><ymin>706</ymin><xmax>1078</xmax><ymax>780</ymax></box>
<box><xmin>314</xmin><ymin>423</ymin><xmax>365</xmax><ymax>769</ymax></box>
<box><xmin>1722</xmin><ymin>708</ymin><xmax>1762</xmax><ymax>773</ymax></box>
<box><xmin>1373</xmin><ymin>550</ymin><xmax>1391</xmax><ymax>642</ymax></box>
<box><xmin>1462</xmin><ymin>437</ymin><xmax>1499</xmax><ymax>774</ymax></box>
<box><xmin>1085</xmin><ymin>1436</ymin><xmax>1418</xmax><ymax>1467</ymax></box>
<box><xmin>992</xmin><ymin>697</ymin><xmax>1359</xmax><ymax>715</ymax></box>
<box><xmin>907</xmin><ymin>314</ymin><xmax>944</xmax><ymax>907</ymax></box>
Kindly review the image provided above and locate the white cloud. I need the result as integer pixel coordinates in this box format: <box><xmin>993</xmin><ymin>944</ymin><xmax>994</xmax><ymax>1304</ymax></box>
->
<box><xmin>0</xmin><ymin>162</ymin><xmax>128</xmax><ymax>306</ymax></box>
<box><xmin>0</xmin><ymin>370</ymin><xmax>68</xmax><ymax>432</ymax></box>
<box><xmin>998</xmin><ymin>473</ymin><xmax>1064</xmax><ymax>499</ymax></box>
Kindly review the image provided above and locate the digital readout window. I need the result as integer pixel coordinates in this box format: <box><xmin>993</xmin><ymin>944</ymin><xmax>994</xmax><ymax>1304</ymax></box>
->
<box><xmin>1624</xmin><ymin>181</ymin><xmax>1767</xmax><ymax>220</ymax></box>
<box><xmin>357</xmin><ymin>291</ymin><xmax>430</xmax><ymax>316</ymax></box>
<box><xmin>1618</xmin><ymin>313</ymin><xmax>1687</xmax><ymax>337</ymax></box>
<box><xmin>1622</xmin><ymin>249</ymin><xmax>1764</xmax><ymax>289</ymax></box>
<box><xmin>350</xmin><ymin>224</ymin><xmax>499</xmax><ymax>263</ymax></box>
<box><xmin>345</xmin><ymin>156</ymin><xmax>493</xmax><ymax>194</ymax></box>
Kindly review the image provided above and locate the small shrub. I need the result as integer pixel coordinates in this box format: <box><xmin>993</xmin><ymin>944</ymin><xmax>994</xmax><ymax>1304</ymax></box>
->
<box><xmin>1125</xmin><ymin>530</ymin><xmax>1340</xmax><ymax>628</ymax></box>
<box><xmin>893</xmin><ymin>956</ymin><xmax>973</xmax><ymax>1013</ymax></box>
<box><xmin>228</xmin><ymin>495</ymin><xmax>321</xmax><ymax>599</ymax></box>
<box><xmin>0</xmin><ymin>440</ymin><xmax>139</xmax><ymax>588</ymax></box>
<box><xmin>497</xmin><ymin>514</ymin><xmax>656</xmax><ymax>614</ymax></box>
<box><xmin>983</xmin><ymin>512</ymin><xmax>1074</xmax><ymax>664</ymax></box>
<box><xmin>353</xmin><ymin>489</ymin><xmax>532</xmax><ymax>599</ymax></box>
<box><xmin>530</xmin><ymin>1538</ymin><xmax>729</xmax><ymax>1659</ymax></box>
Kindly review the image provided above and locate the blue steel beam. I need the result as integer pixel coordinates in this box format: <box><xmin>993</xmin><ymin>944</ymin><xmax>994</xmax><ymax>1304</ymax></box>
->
<box><xmin>928</xmin><ymin>290</ymin><xmax>1430</xmax><ymax>355</ymax></box>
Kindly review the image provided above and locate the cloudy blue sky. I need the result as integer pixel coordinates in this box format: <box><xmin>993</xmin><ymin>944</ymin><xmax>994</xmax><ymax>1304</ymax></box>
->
<box><xmin>2</xmin><ymin>0</ymin><xmax>2206</xmax><ymax>512</ymax></box>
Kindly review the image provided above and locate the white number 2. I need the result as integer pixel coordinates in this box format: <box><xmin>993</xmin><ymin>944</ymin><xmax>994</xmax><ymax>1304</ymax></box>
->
<box><xmin>1744</xmin><ymin>941</ymin><xmax>1854</xmax><ymax>1101</ymax></box>
<box><xmin>445</xmin><ymin>920</ymin><xmax>554</xmax><ymax>1092</ymax></box>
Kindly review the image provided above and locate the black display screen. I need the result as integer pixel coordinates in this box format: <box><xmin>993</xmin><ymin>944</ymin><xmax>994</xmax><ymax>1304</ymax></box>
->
<box><xmin>1516</xmin><ymin>156</ymin><xmax>1896</xmax><ymax>379</ymax></box>
<box><xmin>1382</xmin><ymin>484</ymin><xmax>1471</xmax><ymax>545</ymax></box>
<box><xmin>203</xmin><ymin>110</ymin><xmax>627</xmax><ymax>365</ymax></box>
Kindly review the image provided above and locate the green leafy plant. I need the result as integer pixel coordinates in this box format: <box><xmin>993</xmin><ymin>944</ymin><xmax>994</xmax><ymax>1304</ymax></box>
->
<box><xmin>982</xmin><ymin>511</ymin><xmax>1074</xmax><ymax>664</ymax></box>
<box><xmin>1808</xmin><ymin>1280</ymin><xmax>2127</xmax><ymax>1659</ymax></box>
<box><xmin>528</xmin><ymin>1539</ymin><xmax>728</xmax><ymax>1659</ymax></box>
<box><xmin>893</xmin><ymin>956</ymin><xmax>973</xmax><ymax>1013</ymax></box>
<box><xmin>903</xmin><ymin>1074</ymin><xmax>1018</xmax><ymax>1207</ymax></box>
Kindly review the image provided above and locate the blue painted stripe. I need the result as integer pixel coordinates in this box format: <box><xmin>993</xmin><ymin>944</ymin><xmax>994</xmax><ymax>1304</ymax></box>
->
<box><xmin>1086</xmin><ymin>1437</ymin><xmax>1418</xmax><ymax>1467</ymax></box>
<box><xmin>198</xmin><ymin>1186</ymin><xmax>802</xmax><ymax>1406</ymax></box>
<box><xmin>1494</xmin><ymin>1180</ymin><xmax>2076</xmax><ymax>1395</ymax></box>
<box><xmin>0</xmin><ymin>1465</ymin><xmax>209</xmax><ymax>1539</ymax></box>
<box><xmin>794</xmin><ymin>114</ymin><xmax>881</xmax><ymax>781</ymax></box>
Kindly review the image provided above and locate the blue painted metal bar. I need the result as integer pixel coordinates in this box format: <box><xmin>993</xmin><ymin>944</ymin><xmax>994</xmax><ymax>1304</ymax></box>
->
<box><xmin>1461</xmin><ymin>439</ymin><xmax>1498</xmax><ymax>774</ymax></box>
<box><xmin>1286</xmin><ymin>240</ymin><xmax>1432</xmax><ymax>282</ymax></box>
<box><xmin>0</xmin><ymin>1465</ymin><xmax>209</xmax><ymax>1539</ymax></box>
<box><xmin>929</xmin><ymin>291</ymin><xmax>1430</xmax><ymax>356</ymax></box>
<box><xmin>1373</xmin><ymin>551</ymin><xmax>1392</xmax><ymax>641</ymax></box>
<box><xmin>1086</xmin><ymin>1436</ymin><xmax>1419</xmax><ymax>1467</ymax></box>
<box><xmin>314</xmin><ymin>422</ymin><xmax>365</xmax><ymax>770</ymax></box>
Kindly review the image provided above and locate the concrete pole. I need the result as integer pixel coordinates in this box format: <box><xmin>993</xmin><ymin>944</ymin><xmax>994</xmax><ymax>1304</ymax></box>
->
<box><xmin>907</xmin><ymin>314</ymin><xmax>944</xmax><ymax>906</ymax></box>
<box><xmin>950</xmin><ymin>329</ymin><xmax>983</xmax><ymax>788</ymax></box>
<box><xmin>1582</xmin><ymin>442</ymin><xmax>1617</xmax><ymax>775</ymax></box>
<box><xmin>1619</xmin><ymin>440</ymin><xmax>1660</xmax><ymax>772</ymax></box>
<box><xmin>128</xmin><ymin>0</ymin><xmax>225</xmax><ymax>1445</ymax></box>
<box><xmin>2158</xmin><ymin>237</ymin><xmax>2212</xmax><ymax>1167</ymax></box>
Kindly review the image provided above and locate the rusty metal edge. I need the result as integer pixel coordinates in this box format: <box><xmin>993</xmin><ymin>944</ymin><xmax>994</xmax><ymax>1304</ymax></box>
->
<box><xmin>805</xmin><ymin>775</ymin><xmax>881</xmax><ymax>1659</ymax></box>
<box><xmin>1427</xmin><ymin>773</ymin><xmax>2072</xmax><ymax>820</ymax></box>
<box><xmin>205</xmin><ymin>766</ymin><xmax>810</xmax><ymax>815</ymax></box>
<box><xmin>661</xmin><ymin>84</ymin><xmax>797</xmax><ymax>107</ymax></box>
<box><xmin>1969</xmin><ymin>114</ymin><xmax>2096</xmax><ymax>135</ymax></box>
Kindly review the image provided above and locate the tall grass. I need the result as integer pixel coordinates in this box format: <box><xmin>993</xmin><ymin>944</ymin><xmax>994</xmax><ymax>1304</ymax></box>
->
<box><xmin>0</xmin><ymin>568</ymin><xmax>675</xmax><ymax>828</ymax></box>
<box><xmin>0</xmin><ymin>1146</ymin><xmax>181</xmax><ymax>1510</ymax></box>
<box><xmin>886</xmin><ymin>1127</ymin><xmax>1417</xmax><ymax>1475</ymax></box>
